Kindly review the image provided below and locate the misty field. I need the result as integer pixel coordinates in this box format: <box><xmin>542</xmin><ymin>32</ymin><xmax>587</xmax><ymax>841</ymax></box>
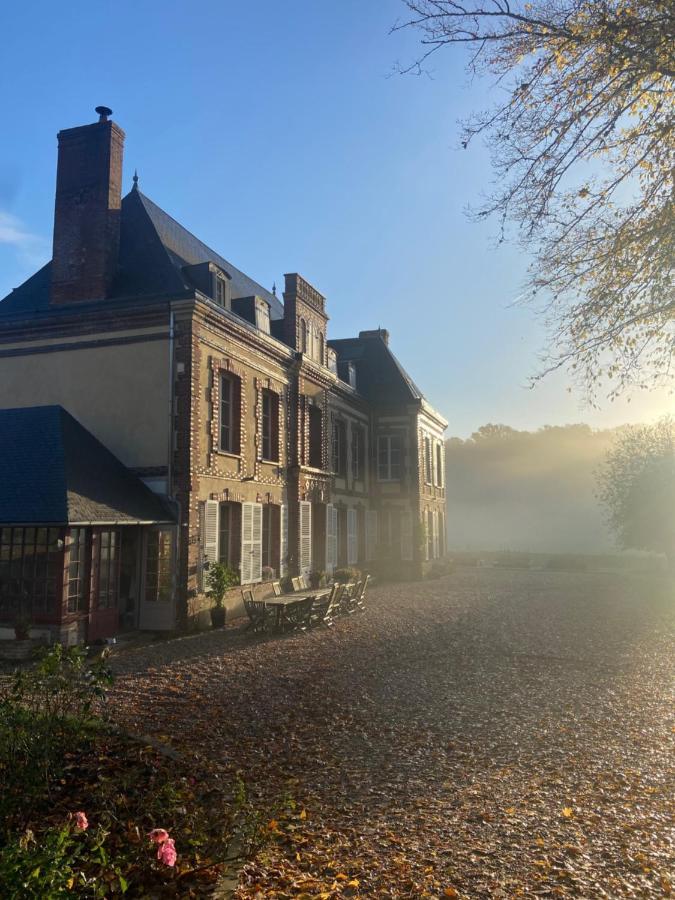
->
<box><xmin>109</xmin><ymin>568</ymin><xmax>674</xmax><ymax>898</ymax></box>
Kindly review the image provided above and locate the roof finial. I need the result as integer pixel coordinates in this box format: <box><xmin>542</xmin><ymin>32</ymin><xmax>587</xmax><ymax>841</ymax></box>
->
<box><xmin>132</xmin><ymin>169</ymin><xmax>139</xmax><ymax>190</ymax></box>
<box><xmin>272</xmin><ymin>281</ymin><xmax>277</xmax><ymax>296</ymax></box>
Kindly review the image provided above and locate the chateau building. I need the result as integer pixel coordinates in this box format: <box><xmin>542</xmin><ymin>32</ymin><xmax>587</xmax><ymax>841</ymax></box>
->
<box><xmin>0</xmin><ymin>108</ymin><xmax>447</xmax><ymax>644</ymax></box>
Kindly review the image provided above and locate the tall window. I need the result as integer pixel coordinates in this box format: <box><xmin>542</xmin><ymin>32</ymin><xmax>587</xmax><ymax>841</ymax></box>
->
<box><xmin>317</xmin><ymin>332</ymin><xmax>324</xmax><ymax>365</ymax></box>
<box><xmin>144</xmin><ymin>530</ymin><xmax>174</xmax><ymax>603</ymax></box>
<box><xmin>436</xmin><ymin>442</ymin><xmax>443</xmax><ymax>487</ymax></box>
<box><xmin>261</xmin><ymin>504</ymin><xmax>280</xmax><ymax>571</ymax></box>
<box><xmin>261</xmin><ymin>389</ymin><xmax>280</xmax><ymax>461</ymax></box>
<box><xmin>379</xmin><ymin>508</ymin><xmax>401</xmax><ymax>558</ymax></box>
<box><xmin>300</xmin><ymin>318</ymin><xmax>308</xmax><ymax>353</ymax></box>
<box><xmin>308</xmin><ymin>404</ymin><xmax>323</xmax><ymax>468</ymax></box>
<box><xmin>424</xmin><ymin>436</ymin><xmax>433</xmax><ymax>484</ymax></box>
<box><xmin>0</xmin><ymin>527</ymin><xmax>61</xmax><ymax>617</ymax></box>
<box><xmin>219</xmin><ymin>503</ymin><xmax>232</xmax><ymax>566</ymax></box>
<box><xmin>377</xmin><ymin>434</ymin><xmax>402</xmax><ymax>482</ymax></box>
<box><xmin>96</xmin><ymin>530</ymin><xmax>119</xmax><ymax>610</ymax></box>
<box><xmin>66</xmin><ymin>528</ymin><xmax>88</xmax><ymax>613</ymax></box>
<box><xmin>332</xmin><ymin>419</ymin><xmax>347</xmax><ymax>476</ymax></box>
<box><xmin>220</xmin><ymin>373</ymin><xmax>241</xmax><ymax>454</ymax></box>
<box><xmin>215</xmin><ymin>275</ymin><xmax>229</xmax><ymax>308</ymax></box>
<box><xmin>351</xmin><ymin>425</ymin><xmax>365</xmax><ymax>481</ymax></box>
<box><xmin>426</xmin><ymin>510</ymin><xmax>434</xmax><ymax>560</ymax></box>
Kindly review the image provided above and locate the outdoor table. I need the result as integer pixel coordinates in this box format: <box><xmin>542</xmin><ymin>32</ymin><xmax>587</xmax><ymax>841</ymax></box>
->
<box><xmin>264</xmin><ymin>589</ymin><xmax>331</xmax><ymax>631</ymax></box>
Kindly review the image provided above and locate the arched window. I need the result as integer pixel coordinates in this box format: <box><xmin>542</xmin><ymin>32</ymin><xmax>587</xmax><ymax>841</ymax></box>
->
<box><xmin>299</xmin><ymin>318</ymin><xmax>308</xmax><ymax>353</ymax></box>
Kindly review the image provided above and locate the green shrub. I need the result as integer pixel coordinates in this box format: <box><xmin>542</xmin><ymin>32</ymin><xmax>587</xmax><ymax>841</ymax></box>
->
<box><xmin>333</xmin><ymin>567</ymin><xmax>361</xmax><ymax>584</ymax></box>
<box><xmin>0</xmin><ymin>645</ymin><xmax>113</xmax><ymax>831</ymax></box>
<box><xmin>308</xmin><ymin>570</ymin><xmax>326</xmax><ymax>588</ymax></box>
<box><xmin>206</xmin><ymin>563</ymin><xmax>239</xmax><ymax>607</ymax></box>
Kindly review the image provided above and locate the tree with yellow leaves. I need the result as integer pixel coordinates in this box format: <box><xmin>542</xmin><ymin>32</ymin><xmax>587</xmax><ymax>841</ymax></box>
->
<box><xmin>396</xmin><ymin>1</ymin><xmax>674</xmax><ymax>396</ymax></box>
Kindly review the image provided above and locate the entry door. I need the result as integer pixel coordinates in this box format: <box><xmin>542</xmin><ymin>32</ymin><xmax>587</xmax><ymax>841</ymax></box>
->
<box><xmin>88</xmin><ymin>529</ymin><xmax>121</xmax><ymax>641</ymax></box>
<box><xmin>139</xmin><ymin>528</ymin><xmax>176</xmax><ymax>631</ymax></box>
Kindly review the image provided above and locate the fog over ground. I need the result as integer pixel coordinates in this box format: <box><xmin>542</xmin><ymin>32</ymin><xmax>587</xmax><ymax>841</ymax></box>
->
<box><xmin>445</xmin><ymin>424</ymin><xmax>621</xmax><ymax>554</ymax></box>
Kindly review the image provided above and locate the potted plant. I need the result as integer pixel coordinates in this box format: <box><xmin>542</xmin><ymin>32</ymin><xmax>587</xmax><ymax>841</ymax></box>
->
<box><xmin>206</xmin><ymin>563</ymin><xmax>239</xmax><ymax>629</ymax></box>
<box><xmin>13</xmin><ymin>614</ymin><xmax>31</xmax><ymax>641</ymax></box>
<box><xmin>308</xmin><ymin>570</ymin><xmax>326</xmax><ymax>589</ymax></box>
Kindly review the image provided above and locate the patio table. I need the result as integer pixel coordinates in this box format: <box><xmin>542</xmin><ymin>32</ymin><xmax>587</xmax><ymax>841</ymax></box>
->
<box><xmin>264</xmin><ymin>589</ymin><xmax>331</xmax><ymax>631</ymax></box>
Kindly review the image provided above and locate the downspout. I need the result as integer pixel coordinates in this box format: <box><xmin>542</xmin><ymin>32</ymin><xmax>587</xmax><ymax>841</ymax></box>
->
<box><xmin>167</xmin><ymin>306</ymin><xmax>175</xmax><ymax>500</ymax></box>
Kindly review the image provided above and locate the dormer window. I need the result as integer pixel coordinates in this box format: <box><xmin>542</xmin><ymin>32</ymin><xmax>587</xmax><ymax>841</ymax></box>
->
<box><xmin>214</xmin><ymin>273</ymin><xmax>230</xmax><ymax>309</ymax></box>
<box><xmin>255</xmin><ymin>297</ymin><xmax>271</xmax><ymax>334</ymax></box>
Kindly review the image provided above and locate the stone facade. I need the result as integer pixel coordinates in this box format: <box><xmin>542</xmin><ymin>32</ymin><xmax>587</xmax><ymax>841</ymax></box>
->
<box><xmin>0</xmin><ymin>109</ymin><xmax>448</xmax><ymax>638</ymax></box>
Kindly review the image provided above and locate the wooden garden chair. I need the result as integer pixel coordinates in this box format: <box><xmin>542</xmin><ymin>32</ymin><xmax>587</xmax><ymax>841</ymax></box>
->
<box><xmin>291</xmin><ymin>576</ymin><xmax>303</xmax><ymax>592</ymax></box>
<box><xmin>354</xmin><ymin>574</ymin><xmax>370</xmax><ymax>611</ymax></box>
<box><xmin>341</xmin><ymin>580</ymin><xmax>361</xmax><ymax>615</ymax></box>
<box><xmin>242</xmin><ymin>589</ymin><xmax>268</xmax><ymax>633</ymax></box>
<box><xmin>284</xmin><ymin>596</ymin><xmax>314</xmax><ymax>632</ymax></box>
<box><xmin>310</xmin><ymin>583</ymin><xmax>341</xmax><ymax>627</ymax></box>
<box><xmin>271</xmin><ymin>581</ymin><xmax>282</xmax><ymax>596</ymax></box>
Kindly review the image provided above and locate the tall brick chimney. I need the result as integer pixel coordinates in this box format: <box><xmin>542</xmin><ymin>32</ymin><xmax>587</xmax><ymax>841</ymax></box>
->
<box><xmin>50</xmin><ymin>106</ymin><xmax>124</xmax><ymax>305</ymax></box>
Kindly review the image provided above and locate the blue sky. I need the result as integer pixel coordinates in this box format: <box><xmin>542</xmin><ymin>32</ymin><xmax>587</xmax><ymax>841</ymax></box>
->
<box><xmin>0</xmin><ymin>0</ymin><xmax>670</xmax><ymax>436</ymax></box>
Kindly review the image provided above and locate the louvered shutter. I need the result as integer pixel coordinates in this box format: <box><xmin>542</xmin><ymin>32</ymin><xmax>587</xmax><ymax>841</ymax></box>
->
<box><xmin>251</xmin><ymin>503</ymin><xmax>263</xmax><ymax>582</ymax></box>
<box><xmin>400</xmin><ymin>510</ymin><xmax>413</xmax><ymax>561</ymax></box>
<box><xmin>280</xmin><ymin>504</ymin><xmax>288</xmax><ymax>576</ymax></box>
<box><xmin>347</xmin><ymin>508</ymin><xmax>358</xmax><ymax>565</ymax></box>
<box><xmin>366</xmin><ymin>510</ymin><xmax>378</xmax><ymax>561</ymax></box>
<box><xmin>325</xmin><ymin>504</ymin><xmax>337</xmax><ymax>572</ymax></box>
<box><xmin>299</xmin><ymin>501</ymin><xmax>312</xmax><ymax>575</ymax></box>
<box><xmin>204</xmin><ymin>501</ymin><xmax>220</xmax><ymax>566</ymax></box>
<box><xmin>241</xmin><ymin>502</ymin><xmax>263</xmax><ymax>584</ymax></box>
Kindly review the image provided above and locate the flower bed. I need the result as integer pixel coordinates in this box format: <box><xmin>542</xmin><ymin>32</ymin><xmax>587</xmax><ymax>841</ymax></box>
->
<box><xmin>0</xmin><ymin>645</ymin><xmax>260</xmax><ymax>897</ymax></box>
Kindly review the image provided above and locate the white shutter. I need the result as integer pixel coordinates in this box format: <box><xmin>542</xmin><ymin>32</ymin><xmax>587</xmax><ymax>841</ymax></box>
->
<box><xmin>347</xmin><ymin>508</ymin><xmax>358</xmax><ymax>565</ymax></box>
<box><xmin>204</xmin><ymin>500</ymin><xmax>220</xmax><ymax>566</ymax></box>
<box><xmin>366</xmin><ymin>509</ymin><xmax>378</xmax><ymax>561</ymax></box>
<box><xmin>241</xmin><ymin>502</ymin><xmax>263</xmax><ymax>584</ymax></box>
<box><xmin>326</xmin><ymin>504</ymin><xmax>338</xmax><ymax>572</ymax></box>
<box><xmin>400</xmin><ymin>509</ymin><xmax>413</xmax><ymax>561</ymax></box>
<box><xmin>280</xmin><ymin>503</ymin><xmax>288</xmax><ymax>576</ymax></box>
<box><xmin>240</xmin><ymin>502</ymin><xmax>253</xmax><ymax>584</ymax></box>
<box><xmin>299</xmin><ymin>501</ymin><xmax>312</xmax><ymax>575</ymax></box>
<box><xmin>251</xmin><ymin>503</ymin><xmax>263</xmax><ymax>582</ymax></box>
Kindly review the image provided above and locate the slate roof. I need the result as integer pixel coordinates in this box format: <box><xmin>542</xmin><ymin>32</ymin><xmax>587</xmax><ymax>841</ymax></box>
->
<box><xmin>0</xmin><ymin>406</ymin><xmax>175</xmax><ymax>525</ymax></box>
<box><xmin>0</xmin><ymin>187</ymin><xmax>282</xmax><ymax>320</ymax></box>
<box><xmin>328</xmin><ymin>333</ymin><xmax>425</xmax><ymax>406</ymax></box>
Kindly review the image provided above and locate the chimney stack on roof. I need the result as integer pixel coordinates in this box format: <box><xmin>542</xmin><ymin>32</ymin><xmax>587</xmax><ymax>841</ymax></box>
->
<box><xmin>359</xmin><ymin>328</ymin><xmax>389</xmax><ymax>346</ymax></box>
<box><xmin>50</xmin><ymin>107</ymin><xmax>125</xmax><ymax>305</ymax></box>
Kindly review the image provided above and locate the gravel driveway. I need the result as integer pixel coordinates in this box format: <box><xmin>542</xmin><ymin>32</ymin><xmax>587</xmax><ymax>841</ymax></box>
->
<box><xmin>109</xmin><ymin>567</ymin><xmax>674</xmax><ymax>898</ymax></box>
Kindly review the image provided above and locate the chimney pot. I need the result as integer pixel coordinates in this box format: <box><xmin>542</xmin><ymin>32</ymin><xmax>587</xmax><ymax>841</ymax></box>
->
<box><xmin>95</xmin><ymin>105</ymin><xmax>113</xmax><ymax>122</ymax></box>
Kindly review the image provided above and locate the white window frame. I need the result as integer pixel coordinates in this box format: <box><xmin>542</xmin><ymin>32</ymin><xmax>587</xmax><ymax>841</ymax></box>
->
<box><xmin>377</xmin><ymin>434</ymin><xmax>402</xmax><ymax>482</ymax></box>
<box><xmin>347</xmin><ymin>508</ymin><xmax>358</xmax><ymax>565</ymax></box>
<box><xmin>366</xmin><ymin>509</ymin><xmax>378</xmax><ymax>561</ymax></box>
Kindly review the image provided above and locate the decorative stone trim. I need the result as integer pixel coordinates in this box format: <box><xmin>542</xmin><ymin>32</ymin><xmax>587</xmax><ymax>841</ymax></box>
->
<box><xmin>207</xmin><ymin>356</ymin><xmax>248</xmax><ymax>476</ymax></box>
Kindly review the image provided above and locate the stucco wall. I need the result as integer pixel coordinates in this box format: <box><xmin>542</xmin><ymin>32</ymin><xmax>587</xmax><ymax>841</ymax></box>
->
<box><xmin>0</xmin><ymin>332</ymin><xmax>170</xmax><ymax>469</ymax></box>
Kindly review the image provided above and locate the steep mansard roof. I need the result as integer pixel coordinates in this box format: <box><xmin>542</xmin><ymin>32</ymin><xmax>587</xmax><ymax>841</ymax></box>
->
<box><xmin>0</xmin><ymin>406</ymin><xmax>175</xmax><ymax>525</ymax></box>
<box><xmin>328</xmin><ymin>333</ymin><xmax>425</xmax><ymax>407</ymax></box>
<box><xmin>0</xmin><ymin>187</ymin><xmax>282</xmax><ymax>319</ymax></box>
<box><xmin>0</xmin><ymin>193</ymin><xmax>434</xmax><ymax>415</ymax></box>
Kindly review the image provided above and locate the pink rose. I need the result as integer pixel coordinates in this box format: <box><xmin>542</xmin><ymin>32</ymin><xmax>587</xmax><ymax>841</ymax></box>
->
<box><xmin>147</xmin><ymin>828</ymin><xmax>170</xmax><ymax>844</ymax></box>
<box><xmin>157</xmin><ymin>837</ymin><xmax>177</xmax><ymax>867</ymax></box>
<box><xmin>74</xmin><ymin>812</ymin><xmax>89</xmax><ymax>830</ymax></box>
